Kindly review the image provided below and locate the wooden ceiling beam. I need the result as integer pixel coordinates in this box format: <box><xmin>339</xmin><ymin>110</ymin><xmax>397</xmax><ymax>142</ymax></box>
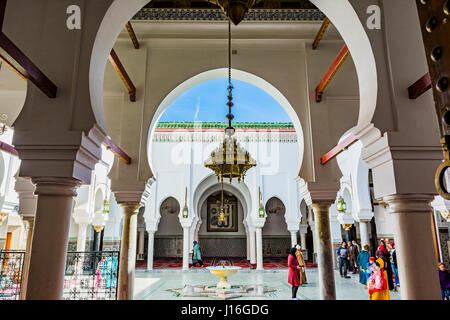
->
<box><xmin>125</xmin><ymin>21</ymin><xmax>140</xmax><ymax>49</ymax></box>
<box><xmin>108</xmin><ymin>49</ymin><xmax>136</xmax><ymax>102</ymax></box>
<box><xmin>0</xmin><ymin>141</ymin><xmax>18</xmax><ymax>157</ymax></box>
<box><xmin>0</xmin><ymin>0</ymin><xmax>57</xmax><ymax>98</ymax></box>
<box><xmin>1</xmin><ymin>137</ymin><xmax>131</xmax><ymax>165</ymax></box>
<box><xmin>312</xmin><ymin>17</ymin><xmax>330</xmax><ymax>50</ymax></box>
<box><xmin>0</xmin><ymin>32</ymin><xmax>57</xmax><ymax>98</ymax></box>
<box><xmin>103</xmin><ymin>137</ymin><xmax>132</xmax><ymax>165</ymax></box>
<box><xmin>408</xmin><ymin>72</ymin><xmax>431</xmax><ymax>99</ymax></box>
<box><xmin>321</xmin><ymin>133</ymin><xmax>358</xmax><ymax>165</ymax></box>
<box><xmin>315</xmin><ymin>44</ymin><xmax>349</xmax><ymax>103</ymax></box>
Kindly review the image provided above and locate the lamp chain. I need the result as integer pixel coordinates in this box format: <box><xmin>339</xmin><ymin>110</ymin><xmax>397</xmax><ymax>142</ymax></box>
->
<box><xmin>227</xmin><ymin>18</ymin><xmax>234</xmax><ymax>129</ymax></box>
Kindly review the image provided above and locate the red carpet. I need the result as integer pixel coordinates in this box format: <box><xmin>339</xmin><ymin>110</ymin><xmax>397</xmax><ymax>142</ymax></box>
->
<box><xmin>136</xmin><ymin>258</ymin><xmax>317</xmax><ymax>270</ymax></box>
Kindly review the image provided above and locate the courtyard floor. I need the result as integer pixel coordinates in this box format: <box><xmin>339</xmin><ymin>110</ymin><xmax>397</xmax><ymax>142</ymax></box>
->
<box><xmin>134</xmin><ymin>268</ymin><xmax>401</xmax><ymax>300</ymax></box>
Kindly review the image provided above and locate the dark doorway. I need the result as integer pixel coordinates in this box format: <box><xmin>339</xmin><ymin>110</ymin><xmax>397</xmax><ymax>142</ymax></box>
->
<box><xmin>306</xmin><ymin>225</ymin><xmax>314</xmax><ymax>261</ymax></box>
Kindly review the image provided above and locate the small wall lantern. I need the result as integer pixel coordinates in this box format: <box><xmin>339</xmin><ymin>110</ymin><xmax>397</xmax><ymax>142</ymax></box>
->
<box><xmin>182</xmin><ymin>187</ymin><xmax>189</xmax><ymax>218</ymax></box>
<box><xmin>336</xmin><ymin>195</ymin><xmax>347</xmax><ymax>213</ymax></box>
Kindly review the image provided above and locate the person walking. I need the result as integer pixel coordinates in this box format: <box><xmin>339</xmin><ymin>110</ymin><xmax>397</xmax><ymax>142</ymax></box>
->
<box><xmin>337</xmin><ymin>241</ymin><xmax>350</xmax><ymax>279</ymax></box>
<box><xmin>295</xmin><ymin>244</ymin><xmax>307</xmax><ymax>285</ymax></box>
<box><xmin>367</xmin><ymin>251</ymin><xmax>390</xmax><ymax>300</ymax></box>
<box><xmin>350</xmin><ymin>240</ymin><xmax>360</xmax><ymax>274</ymax></box>
<box><xmin>357</xmin><ymin>244</ymin><xmax>370</xmax><ymax>287</ymax></box>
<box><xmin>438</xmin><ymin>263</ymin><xmax>450</xmax><ymax>300</ymax></box>
<box><xmin>192</xmin><ymin>241</ymin><xmax>204</xmax><ymax>267</ymax></box>
<box><xmin>390</xmin><ymin>242</ymin><xmax>399</xmax><ymax>290</ymax></box>
<box><xmin>288</xmin><ymin>247</ymin><xmax>301</xmax><ymax>300</ymax></box>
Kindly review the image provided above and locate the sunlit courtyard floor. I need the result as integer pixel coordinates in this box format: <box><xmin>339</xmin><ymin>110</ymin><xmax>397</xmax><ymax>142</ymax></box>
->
<box><xmin>134</xmin><ymin>269</ymin><xmax>401</xmax><ymax>300</ymax></box>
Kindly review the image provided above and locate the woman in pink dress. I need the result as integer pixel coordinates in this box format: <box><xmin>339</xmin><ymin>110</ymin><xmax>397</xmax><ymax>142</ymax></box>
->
<box><xmin>288</xmin><ymin>247</ymin><xmax>301</xmax><ymax>300</ymax></box>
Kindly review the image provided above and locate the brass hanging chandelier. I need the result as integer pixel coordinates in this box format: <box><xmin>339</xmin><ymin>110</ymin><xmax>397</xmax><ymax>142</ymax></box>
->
<box><xmin>204</xmin><ymin>18</ymin><xmax>256</xmax><ymax>184</ymax></box>
<box><xmin>205</xmin><ymin>0</ymin><xmax>263</xmax><ymax>25</ymax></box>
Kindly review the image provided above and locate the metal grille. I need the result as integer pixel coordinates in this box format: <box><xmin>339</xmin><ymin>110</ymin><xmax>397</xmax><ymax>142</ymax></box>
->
<box><xmin>63</xmin><ymin>251</ymin><xmax>119</xmax><ymax>300</ymax></box>
<box><xmin>0</xmin><ymin>250</ymin><xmax>25</xmax><ymax>300</ymax></box>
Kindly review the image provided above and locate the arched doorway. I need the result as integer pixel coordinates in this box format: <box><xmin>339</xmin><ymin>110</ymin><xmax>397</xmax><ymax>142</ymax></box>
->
<box><xmin>263</xmin><ymin>197</ymin><xmax>289</xmax><ymax>259</ymax></box>
<box><xmin>154</xmin><ymin>197</ymin><xmax>183</xmax><ymax>260</ymax></box>
<box><xmin>197</xmin><ymin>189</ymin><xmax>246</xmax><ymax>259</ymax></box>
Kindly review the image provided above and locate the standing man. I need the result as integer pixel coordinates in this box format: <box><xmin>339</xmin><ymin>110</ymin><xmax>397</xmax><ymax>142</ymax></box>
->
<box><xmin>350</xmin><ymin>240</ymin><xmax>360</xmax><ymax>274</ymax></box>
<box><xmin>347</xmin><ymin>241</ymin><xmax>354</xmax><ymax>273</ymax></box>
<box><xmin>337</xmin><ymin>241</ymin><xmax>350</xmax><ymax>279</ymax></box>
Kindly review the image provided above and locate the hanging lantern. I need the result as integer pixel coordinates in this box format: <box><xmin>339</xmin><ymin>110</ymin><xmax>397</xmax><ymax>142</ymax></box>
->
<box><xmin>182</xmin><ymin>187</ymin><xmax>189</xmax><ymax>218</ymax></box>
<box><xmin>204</xmin><ymin>18</ymin><xmax>256</xmax><ymax>183</ymax></box>
<box><xmin>258</xmin><ymin>187</ymin><xmax>265</xmax><ymax>218</ymax></box>
<box><xmin>102</xmin><ymin>199</ymin><xmax>110</xmax><ymax>215</ymax></box>
<box><xmin>336</xmin><ymin>196</ymin><xmax>347</xmax><ymax>213</ymax></box>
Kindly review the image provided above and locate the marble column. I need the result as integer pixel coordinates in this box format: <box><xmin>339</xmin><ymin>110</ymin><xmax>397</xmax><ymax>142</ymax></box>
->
<box><xmin>182</xmin><ymin>227</ymin><xmax>190</xmax><ymax>271</ymax></box>
<box><xmin>300</xmin><ymin>233</ymin><xmax>307</xmax><ymax>250</ymax></box>
<box><xmin>137</xmin><ymin>230</ymin><xmax>145</xmax><ymax>260</ymax></box>
<box><xmin>311</xmin><ymin>202</ymin><xmax>336</xmax><ymax>300</ymax></box>
<box><xmin>147</xmin><ymin>231</ymin><xmax>155</xmax><ymax>271</ymax></box>
<box><xmin>255</xmin><ymin>227</ymin><xmax>263</xmax><ymax>270</ymax></box>
<box><xmin>26</xmin><ymin>177</ymin><xmax>80</xmax><ymax>300</ymax></box>
<box><xmin>384</xmin><ymin>194</ymin><xmax>441</xmax><ymax>300</ymax></box>
<box><xmin>19</xmin><ymin>216</ymin><xmax>34</xmax><ymax>300</ymax></box>
<box><xmin>249</xmin><ymin>229</ymin><xmax>256</xmax><ymax>265</ymax></box>
<box><xmin>359</xmin><ymin>220</ymin><xmax>370</xmax><ymax>248</ymax></box>
<box><xmin>117</xmin><ymin>202</ymin><xmax>140</xmax><ymax>300</ymax></box>
<box><xmin>290</xmin><ymin>230</ymin><xmax>298</xmax><ymax>247</ymax></box>
<box><xmin>246</xmin><ymin>232</ymin><xmax>250</xmax><ymax>261</ymax></box>
<box><xmin>76</xmin><ymin>223</ymin><xmax>88</xmax><ymax>252</ymax></box>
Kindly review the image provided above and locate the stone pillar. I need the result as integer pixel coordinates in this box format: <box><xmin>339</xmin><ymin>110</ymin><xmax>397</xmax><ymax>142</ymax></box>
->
<box><xmin>311</xmin><ymin>202</ymin><xmax>336</xmax><ymax>300</ymax></box>
<box><xmin>384</xmin><ymin>194</ymin><xmax>441</xmax><ymax>300</ymax></box>
<box><xmin>255</xmin><ymin>227</ymin><xmax>263</xmax><ymax>271</ymax></box>
<box><xmin>359</xmin><ymin>220</ymin><xmax>370</xmax><ymax>248</ymax></box>
<box><xmin>290</xmin><ymin>230</ymin><xmax>298</xmax><ymax>247</ymax></box>
<box><xmin>309</xmin><ymin>221</ymin><xmax>319</xmax><ymax>261</ymax></box>
<box><xmin>246</xmin><ymin>232</ymin><xmax>250</xmax><ymax>260</ymax></box>
<box><xmin>117</xmin><ymin>202</ymin><xmax>140</xmax><ymax>300</ymax></box>
<box><xmin>249</xmin><ymin>229</ymin><xmax>256</xmax><ymax>265</ymax></box>
<box><xmin>182</xmin><ymin>227</ymin><xmax>190</xmax><ymax>271</ymax></box>
<box><xmin>137</xmin><ymin>230</ymin><xmax>145</xmax><ymax>260</ymax></box>
<box><xmin>300</xmin><ymin>233</ymin><xmax>307</xmax><ymax>250</ymax></box>
<box><xmin>14</xmin><ymin>175</ymin><xmax>38</xmax><ymax>300</ymax></box>
<box><xmin>147</xmin><ymin>231</ymin><xmax>155</xmax><ymax>271</ymax></box>
<box><xmin>19</xmin><ymin>216</ymin><xmax>34</xmax><ymax>300</ymax></box>
<box><xmin>76</xmin><ymin>223</ymin><xmax>88</xmax><ymax>252</ymax></box>
<box><xmin>26</xmin><ymin>177</ymin><xmax>80</xmax><ymax>300</ymax></box>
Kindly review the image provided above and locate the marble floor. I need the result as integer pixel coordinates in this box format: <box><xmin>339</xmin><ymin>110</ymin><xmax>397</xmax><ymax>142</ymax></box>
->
<box><xmin>134</xmin><ymin>268</ymin><xmax>401</xmax><ymax>300</ymax></box>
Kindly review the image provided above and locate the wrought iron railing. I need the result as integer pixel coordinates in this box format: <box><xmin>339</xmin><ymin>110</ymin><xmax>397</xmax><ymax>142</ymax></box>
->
<box><xmin>63</xmin><ymin>251</ymin><xmax>120</xmax><ymax>300</ymax></box>
<box><xmin>0</xmin><ymin>250</ymin><xmax>25</xmax><ymax>300</ymax></box>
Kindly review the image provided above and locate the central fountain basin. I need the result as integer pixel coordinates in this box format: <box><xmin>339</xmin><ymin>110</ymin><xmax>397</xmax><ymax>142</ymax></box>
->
<box><xmin>206</xmin><ymin>266</ymin><xmax>241</xmax><ymax>289</ymax></box>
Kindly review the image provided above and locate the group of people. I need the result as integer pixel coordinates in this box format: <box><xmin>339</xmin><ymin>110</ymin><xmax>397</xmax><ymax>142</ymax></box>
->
<box><xmin>336</xmin><ymin>240</ymin><xmax>361</xmax><ymax>278</ymax></box>
<box><xmin>336</xmin><ymin>239</ymin><xmax>399</xmax><ymax>300</ymax></box>
<box><xmin>288</xmin><ymin>245</ymin><xmax>308</xmax><ymax>300</ymax></box>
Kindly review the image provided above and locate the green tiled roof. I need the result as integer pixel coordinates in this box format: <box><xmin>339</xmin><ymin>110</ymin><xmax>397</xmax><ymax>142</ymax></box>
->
<box><xmin>156</xmin><ymin>122</ymin><xmax>295</xmax><ymax>129</ymax></box>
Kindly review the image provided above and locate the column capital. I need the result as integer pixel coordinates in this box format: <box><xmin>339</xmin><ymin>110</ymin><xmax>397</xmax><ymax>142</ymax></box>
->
<box><xmin>302</xmin><ymin>181</ymin><xmax>339</xmax><ymax>204</ymax></box>
<box><xmin>383</xmin><ymin>194</ymin><xmax>434</xmax><ymax>214</ymax></box>
<box><xmin>15</xmin><ymin>125</ymin><xmax>105</xmax><ymax>184</ymax></box>
<box><xmin>119</xmin><ymin>202</ymin><xmax>141</xmax><ymax>216</ymax></box>
<box><xmin>114</xmin><ymin>190</ymin><xmax>145</xmax><ymax>204</ymax></box>
<box><xmin>311</xmin><ymin>201</ymin><xmax>334</xmax><ymax>212</ymax></box>
<box><xmin>32</xmin><ymin>177</ymin><xmax>81</xmax><ymax>197</ymax></box>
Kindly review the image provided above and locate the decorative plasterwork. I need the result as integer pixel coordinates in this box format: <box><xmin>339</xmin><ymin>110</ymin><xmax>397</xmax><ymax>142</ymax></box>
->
<box><xmin>153</xmin><ymin>123</ymin><xmax>297</xmax><ymax>143</ymax></box>
<box><xmin>133</xmin><ymin>8</ymin><xmax>325</xmax><ymax>22</ymax></box>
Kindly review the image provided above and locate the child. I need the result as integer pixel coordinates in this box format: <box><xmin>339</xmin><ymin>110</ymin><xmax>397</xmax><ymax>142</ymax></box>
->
<box><xmin>438</xmin><ymin>263</ymin><xmax>450</xmax><ymax>300</ymax></box>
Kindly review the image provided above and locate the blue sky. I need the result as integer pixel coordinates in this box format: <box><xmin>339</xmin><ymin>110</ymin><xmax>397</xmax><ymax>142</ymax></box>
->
<box><xmin>159</xmin><ymin>79</ymin><xmax>292</xmax><ymax>123</ymax></box>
